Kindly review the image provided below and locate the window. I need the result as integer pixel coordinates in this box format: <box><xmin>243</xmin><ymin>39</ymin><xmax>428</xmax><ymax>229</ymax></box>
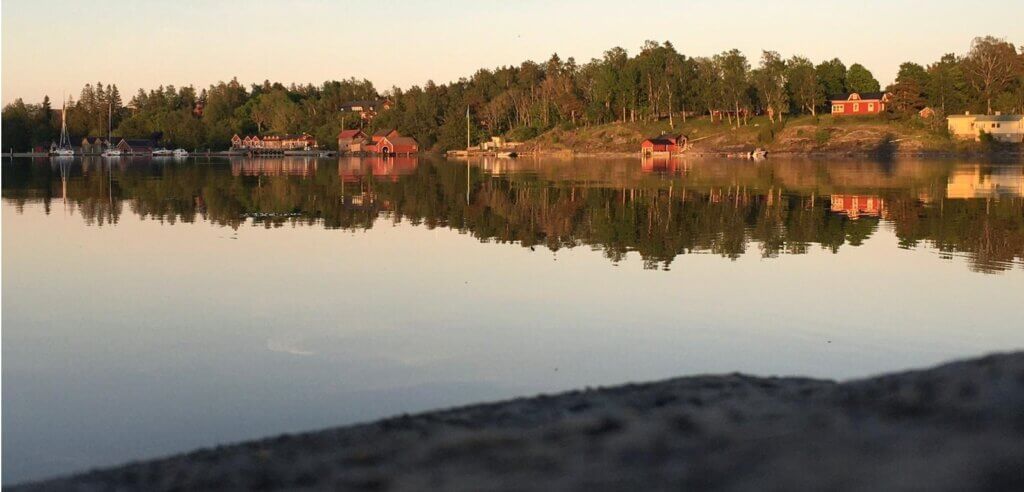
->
<box><xmin>868</xmin><ymin>103</ymin><xmax>875</xmax><ymax>111</ymax></box>
<box><xmin>833</xmin><ymin>104</ymin><xmax>844</xmax><ymax>113</ymax></box>
<box><xmin>853</xmin><ymin>103</ymin><xmax>860</xmax><ymax>112</ymax></box>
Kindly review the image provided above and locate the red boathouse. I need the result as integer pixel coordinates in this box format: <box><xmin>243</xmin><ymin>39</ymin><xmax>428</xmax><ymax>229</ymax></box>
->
<box><xmin>641</xmin><ymin>134</ymin><xmax>687</xmax><ymax>155</ymax></box>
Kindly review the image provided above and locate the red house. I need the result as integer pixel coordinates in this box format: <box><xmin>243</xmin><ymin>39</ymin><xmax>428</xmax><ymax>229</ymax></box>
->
<box><xmin>641</xmin><ymin>134</ymin><xmax>687</xmax><ymax>155</ymax></box>
<box><xmin>830</xmin><ymin>92</ymin><xmax>889</xmax><ymax>116</ymax></box>
<box><xmin>376</xmin><ymin>135</ymin><xmax>419</xmax><ymax>155</ymax></box>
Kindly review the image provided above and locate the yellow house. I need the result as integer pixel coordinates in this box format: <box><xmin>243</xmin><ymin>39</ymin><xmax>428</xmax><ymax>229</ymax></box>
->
<box><xmin>947</xmin><ymin>113</ymin><xmax>1024</xmax><ymax>143</ymax></box>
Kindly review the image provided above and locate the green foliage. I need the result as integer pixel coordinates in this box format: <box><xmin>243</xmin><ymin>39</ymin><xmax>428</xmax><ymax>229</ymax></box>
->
<box><xmin>814</xmin><ymin>128</ymin><xmax>831</xmax><ymax>145</ymax></box>
<box><xmin>846</xmin><ymin>63</ymin><xmax>881</xmax><ymax>93</ymax></box>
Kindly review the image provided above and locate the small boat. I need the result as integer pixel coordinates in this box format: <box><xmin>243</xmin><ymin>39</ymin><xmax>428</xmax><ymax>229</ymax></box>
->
<box><xmin>101</xmin><ymin>148</ymin><xmax>124</xmax><ymax>157</ymax></box>
<box><xmin>51</xmin><ymin>98</ymin><xmax>75</xmax><ymax>157</ymax></box>
<box><xmin>173</xmin><ymin>149</ymin><xmax>189</xmax><ymax>157</ymax></box>
<box><xmin>153</xmin><ymin>148</ymin><xmax>174</xmax><ymax>156</ymax></box>
<box><xmin>497</xmin><ymin>151</ymin><xmax>518</xmax><ymax>158</ymax></box>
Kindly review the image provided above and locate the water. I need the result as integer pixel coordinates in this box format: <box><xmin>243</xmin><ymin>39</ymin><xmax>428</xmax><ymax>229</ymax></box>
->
<box><xmin>3</xmin><ymin>155</ymin><xmax>1023</xmax><ymax>484</ymax></box>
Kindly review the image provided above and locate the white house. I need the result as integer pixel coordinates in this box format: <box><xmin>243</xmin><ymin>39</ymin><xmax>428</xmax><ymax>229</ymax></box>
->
<box><xmin>947</xmin><ymin>113</ymin><xmax>1024</xmax><ymax>143</ymax></box>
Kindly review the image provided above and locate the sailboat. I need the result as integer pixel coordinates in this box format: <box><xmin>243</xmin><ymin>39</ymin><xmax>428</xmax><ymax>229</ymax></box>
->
<box><xmin>101</xmin><ymin>102</ymin><xmax>123</xmax><ymax>157</ymax></box>
<box><xmin>51</xmin><ymin>99</ymin><xmax>75</xmax><ymax>157</ymax></box>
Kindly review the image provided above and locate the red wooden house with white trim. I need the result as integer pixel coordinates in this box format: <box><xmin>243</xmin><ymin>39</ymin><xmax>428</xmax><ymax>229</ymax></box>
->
<box><xmin>830</xmin><ymin>92</ymin><xmax>889</xmax><ymax>116</ymax></box>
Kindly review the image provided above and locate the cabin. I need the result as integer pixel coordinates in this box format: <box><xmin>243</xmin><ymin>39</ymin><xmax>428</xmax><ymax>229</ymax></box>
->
<box><xmin>376</xmin><ymin>135</ymin><xmax>419</xmax><ymax>155</ymax></box>
<box><xmin>231</xmin><ymin>134</ymin><xmax>243</xmax><ymax>148</ymax></box>
<box><xmin>641</xmin><ymin>134</ymin><xmax>687</xmax><ymax>155</ymax></box>
<box><xmin>340</xmin><ymin>100</ymin><xmax>392</xmax><ymax>121</ymax></box>
<box><xmin>115</xmin><ymin>139</ymin><xmax>155</xmax><ymax>154</ymax></box>
<box><xmin>830</xmin><ymin>92</ymin><xmax>889</xmax><ymax>116</ymax></box>
<box><xmin>946</xmin><ymin>113</ymin><xmax>1024</xmax><ymax>143</ymax></box>
<box><xmin>337</xmin><ymin>129</ymin><xmax>368</xmax><ymax>152</ymax></box>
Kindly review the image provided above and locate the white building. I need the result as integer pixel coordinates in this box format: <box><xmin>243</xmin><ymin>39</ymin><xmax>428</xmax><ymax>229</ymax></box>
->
<box><xmin>947</xmin><ymin>113</ymin><xmax>1024</xmax><ymax>143</ymax></box>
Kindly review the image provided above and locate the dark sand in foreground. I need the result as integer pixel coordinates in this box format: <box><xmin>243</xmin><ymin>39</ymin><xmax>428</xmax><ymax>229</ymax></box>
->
<box><xmin>13</xmin><ymin>352</ymin><xmax>1024</xmax><ymax>491</ymax></box>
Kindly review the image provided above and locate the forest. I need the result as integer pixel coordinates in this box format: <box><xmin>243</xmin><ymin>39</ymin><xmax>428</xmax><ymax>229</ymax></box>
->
<box><xmin>3</xmin><ymin>36</ymin><xmax>1022</xmax><ymax>152</ymax></box>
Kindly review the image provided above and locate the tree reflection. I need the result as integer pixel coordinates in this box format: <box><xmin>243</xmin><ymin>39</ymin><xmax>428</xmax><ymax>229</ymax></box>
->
<box><xmin>3</xmin><ymin>156</ymin><xmax>1022</xmax><ymax>273</ymax></box>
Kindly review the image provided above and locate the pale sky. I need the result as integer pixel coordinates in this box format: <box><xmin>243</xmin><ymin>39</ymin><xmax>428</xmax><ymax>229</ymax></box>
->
<box><xmin>2</xmin><ymin>0</ymin><xmax>1022</xmax><ymax>105</ymax></box>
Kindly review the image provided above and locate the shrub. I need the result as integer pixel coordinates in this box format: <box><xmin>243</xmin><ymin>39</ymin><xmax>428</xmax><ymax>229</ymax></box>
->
<box><xmin>814</xmin><ymin>129</ymin><xmax>831</xmax><ymax>145</ymax></box>
<box><xmin>508</xmin><ymin>126</ymin><xmax>539</xmax><ymax>141</ymax></box>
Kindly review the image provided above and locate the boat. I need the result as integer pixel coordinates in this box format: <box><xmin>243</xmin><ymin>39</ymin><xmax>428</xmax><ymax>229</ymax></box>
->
<box><xmin>101</xmin><ymin>103</ymin><xmax>123</xmax><ymax>157</ymax></box>
<box><xmin>51</xmin><ymin>99</ymin><xmax>75</xmax><ymax>157</ymax></box>
<box><xmin>153</xmin><ymin>148</ymin><xmax>174</xmax><ymax>156</ymax></box>
<box><xmin>173</xmin><ymin>148</ymin><xmax>189</xmax><ymax>157</ymax></box>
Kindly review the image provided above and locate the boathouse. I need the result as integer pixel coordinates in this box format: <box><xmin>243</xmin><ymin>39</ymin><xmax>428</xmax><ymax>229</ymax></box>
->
<box><xmin>641</xmin><ymin>134</ymin><xmax>686</xmax><ymax>155</ymax></box>
<box><xmin>376</xmin><ymin>135</ymin><xmax>419</xmax><ymax>155</ymax></box>
<box><xmin>115</xmin><ymin>138</ymin><xmax>156</xmax><ymax>154</ymax></box>
<box><xmin>830</xmin><ymin>92</ymin><xmax>889</xmax><ymax>116</ymax></box>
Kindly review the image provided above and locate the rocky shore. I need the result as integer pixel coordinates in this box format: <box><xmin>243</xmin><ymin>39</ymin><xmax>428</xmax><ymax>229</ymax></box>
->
<box><xmin>13</xmin><ymin>352</ymin><xmax>1024</xmax><ymax>491</ymax></box>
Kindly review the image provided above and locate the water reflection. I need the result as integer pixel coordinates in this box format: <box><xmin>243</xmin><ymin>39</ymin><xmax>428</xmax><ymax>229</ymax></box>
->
<box><xmin>3</xmin><ymin>156</ymin><xmax>1022</xmax><ymax>273</ymax></box>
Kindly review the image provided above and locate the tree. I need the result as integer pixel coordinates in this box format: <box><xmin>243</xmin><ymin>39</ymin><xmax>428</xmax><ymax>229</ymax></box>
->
<box><xmin>926</xmin><ymin>54</ymin><xmax>967</xmax><ymax>114</ymax></box>
<box><xmin>695</xmin><ymin>57</ymin><xmax>724</xmax><ymax>122</ymax></box>
<box><xmin>962</xmin><ymin>36</ymin><xmax>1020</xmax><ymax>114</ymax></box>
<box><xmin>752</xmin><ymin>50</ymin><xmax>788</xmax><ymax>123</ymax></box>
<box><xmin>815</xmin><ymin>58</ymin><xmax>847</xmax><ymax>98</ymax></box>
<box><xmin>845</xmin><ymin>63</ymin><xmax>881</xmax><ymax>93</ymax></box>
<box><xmin>786</xmin><ymin>56</ymin><xmax>824</xmax><ymax>115</ymax></box>
<box><xmin>887</xmin><ymin>62</ymin><xmax>929</xmax><ymax>114</ymax></box>
<box><xmin>718</xmin><ymin>49</ymin><xmax>750</xmax><ymax>126</ymax></box>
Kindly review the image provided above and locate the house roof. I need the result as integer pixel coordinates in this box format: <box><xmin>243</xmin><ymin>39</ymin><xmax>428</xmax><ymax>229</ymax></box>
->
<box><xmin>119</xmin><ymin>139</ymin><xmax>155</xmax><ymax>147</ymax></box>
<box><xmin>973</xmin><ymin>114</ymin><xmax>1023</xmax><ymax>122</ymax></box>
<box><xmin>341</xmin><ymin>100</ymin><xmax>387</xmax><ymax>111</ymax></box>
<box><xmin>373</xmin><ymin>128</ymin><xmax>397</xmax><ymax>137</ymax></box>
<box><xmin>643</xmin><ymin>134</ymin><xmax>683</xmax><ymax>145</ymax></box>
<box><xmin>338</xmin><ymin>129</ymin><xmax>365</xmax><ymax>139</ymax></box>
<box><xmin>831</xmin><ymin>92</ymin><xmax>886</xmax><ymax>101</ymax></box>
<box><xmin>385</xmin><ymin>136</ymin><xmax>418</xmax><ymax>147</ymax></box>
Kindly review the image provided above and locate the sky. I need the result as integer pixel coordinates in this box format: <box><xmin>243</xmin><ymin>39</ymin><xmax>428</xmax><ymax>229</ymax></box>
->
<box><xmin>2</xmin><ymin>0</ymin><xmax>1023</xmax><ymax>105</ymax></box>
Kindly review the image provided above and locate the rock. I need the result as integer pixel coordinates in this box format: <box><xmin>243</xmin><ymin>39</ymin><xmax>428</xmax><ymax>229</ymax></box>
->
<box><xmin>13</xmin><ymin>352</ymin><xmax>1024</xmax><ymax>491</ymax></box>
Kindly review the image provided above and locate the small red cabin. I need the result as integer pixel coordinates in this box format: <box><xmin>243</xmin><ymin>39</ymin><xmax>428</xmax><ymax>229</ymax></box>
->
<box><xmin>830</xmin><ymin>92</ymin><xmax>888</xmax><ymax>116</ymax></box>
<box><xmin>641</xmin><ymin>134</ymin><xmax>686</xmax><ymax>155</ymax></box>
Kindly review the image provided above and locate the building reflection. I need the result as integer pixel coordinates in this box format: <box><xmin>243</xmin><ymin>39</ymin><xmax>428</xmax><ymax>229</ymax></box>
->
<box><xmin>945</xmin><ymin>165</ymin><xmax>1024</xmax><ymax>199</ymax></box>
<box><xmin>338</xmin><ymin>156</ymin><xmax>418</xmax><ymax>183</ymax></box>
<box><xmin>231</xmin><ymin>157</ymin><xmax>319</xmax><ymax>177</ymax></box>
<box><xmin>830</xmin><ymin>195</ymin><xmax>887</xmax><ymax>219</ymax></box>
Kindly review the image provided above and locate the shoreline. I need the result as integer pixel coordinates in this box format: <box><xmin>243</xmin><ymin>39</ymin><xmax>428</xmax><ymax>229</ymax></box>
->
<box><xmin>13</xmin><ymin>351</ymin><xmax>1024</xmax><ymax>491</ymax></box>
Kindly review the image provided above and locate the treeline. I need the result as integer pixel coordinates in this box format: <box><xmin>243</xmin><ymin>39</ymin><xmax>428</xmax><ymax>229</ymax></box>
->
<box><xmin>4</xmin><ymin>159</ymin><xmax>1021</xmax><ymax>273</ymax></box>
<box><xmin>3</xmin><ymin>36</ymin><xmax>1022</xmax><ymax>151</ymax></box>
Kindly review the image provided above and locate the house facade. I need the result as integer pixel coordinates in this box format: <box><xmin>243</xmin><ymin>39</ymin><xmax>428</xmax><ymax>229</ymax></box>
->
<box><xmin>337</xmin><ymin>129</ymin><xmax>367</xmax><ymax>152</ymax></box>
<box><xmin>231</xmin><ymin>133</ymin><xmax>318</xmax><ymax>150</ymax></box>
<box><xmin>340</xmin><ymin>100</ymin><xmax>392</xmax><ymax>121</ymax></box>
<box><xmin>376</xmin><ymin>135</ymin><xmax>419</xmax><ymax>155</ymax></box>
<box><xmin>830</xmin><ymin>92</ymin><xmax>889</xmax><ymax>116</ymax></box>
<box><xmin>947</xmin><ymin>113</ymin><xmax>1024</xmax><ymax>143</ymax></box>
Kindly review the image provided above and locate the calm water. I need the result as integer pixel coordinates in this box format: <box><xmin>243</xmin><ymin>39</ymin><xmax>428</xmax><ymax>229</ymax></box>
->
<box><xmin>3</xmin><ymin>155</ymin><xmax>1023</xmax><ymax>483</ymax></box>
